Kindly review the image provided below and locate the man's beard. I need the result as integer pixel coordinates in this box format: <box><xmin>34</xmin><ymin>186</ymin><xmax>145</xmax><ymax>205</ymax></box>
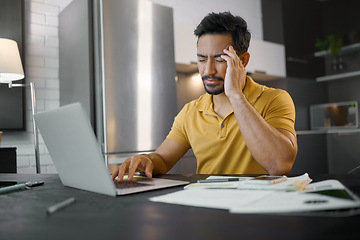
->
<box><xmin>202</xmin><ymin>75</ymin><xmax>224</xmax><ymax>95</ymax></box>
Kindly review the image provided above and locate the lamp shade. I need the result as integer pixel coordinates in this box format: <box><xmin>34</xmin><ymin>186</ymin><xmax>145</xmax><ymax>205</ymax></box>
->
<box><xmin>0</xmin><ymin>38</ymin><xmax>24</xmax><ymax>83</ymax></box>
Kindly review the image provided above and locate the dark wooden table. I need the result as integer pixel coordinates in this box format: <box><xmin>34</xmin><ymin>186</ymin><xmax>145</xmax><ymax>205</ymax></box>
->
<box><xmin>0</xmin><ymin>173</ymin><xmax>359</xmax><ymax>240</ymax></box>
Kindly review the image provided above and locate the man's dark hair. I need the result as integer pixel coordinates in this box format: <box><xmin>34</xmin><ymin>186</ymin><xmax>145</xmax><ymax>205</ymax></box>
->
<box><xmin>194</xmin><ymin>12</ymin><xmax>251</xmax><ymax>56</ymax></box>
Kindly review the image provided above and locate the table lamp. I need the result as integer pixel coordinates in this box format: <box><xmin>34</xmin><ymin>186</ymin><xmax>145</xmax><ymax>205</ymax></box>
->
<box><xmin>0</xmin><ymin>38</ymin><xmax>40</xmax><ymax>173</ymax></box>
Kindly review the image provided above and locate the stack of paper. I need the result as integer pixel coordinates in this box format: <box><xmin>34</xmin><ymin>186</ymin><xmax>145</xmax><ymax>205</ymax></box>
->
<box><xmin>150</xmin><ymin>174</ymin><xmax>360</xmax><ymax>215</ymax></box>
<box><xmin>183</xmin><ymin>173</ymin><xmax>312</xmax><ymax>191</ymax></box>
<box><xmin>237</xmin><ymin>173</ymin><xmax>312</xmax><ymax>191</ymax></box>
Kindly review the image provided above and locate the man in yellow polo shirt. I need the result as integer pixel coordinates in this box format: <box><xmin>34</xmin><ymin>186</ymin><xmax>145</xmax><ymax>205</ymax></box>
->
<box><xmin>112</xmin><ymin>12</ymin><xmax>298</xmax><ymax>181</ymax></box>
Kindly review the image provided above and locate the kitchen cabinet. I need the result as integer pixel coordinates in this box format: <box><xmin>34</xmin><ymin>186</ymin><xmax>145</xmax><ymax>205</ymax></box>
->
<box><xmin>246</xmin><ymin>39</ymin><xmax>286</xmax><ymax>81</ymax></box>
<box><xmin>174</xmin><ymin>22</ymin><xmax>197</xmax><ymax>66</ymax></box>
<box><xmin>295</xmin><ymin>129</ymin><xmax>360</xmax><ymax>174</ymax></box>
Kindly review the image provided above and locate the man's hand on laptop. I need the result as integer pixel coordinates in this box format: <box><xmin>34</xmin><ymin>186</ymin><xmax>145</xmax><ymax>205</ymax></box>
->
<box><xmin>112</xmin><ymin>154</ymin><xmax>154</xmax><ymax>182</ymax></box>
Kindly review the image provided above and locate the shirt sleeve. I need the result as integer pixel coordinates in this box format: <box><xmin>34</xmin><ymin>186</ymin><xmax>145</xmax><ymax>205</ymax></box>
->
<box><xmin>166</xmin><ymin>104</ymin><xmax>192</xmax><ymax>148</ymax></box>
<box><xmin>264</xmin><ymin>90</ymin><xmax>297</xmax><ymax>137</ymax></box>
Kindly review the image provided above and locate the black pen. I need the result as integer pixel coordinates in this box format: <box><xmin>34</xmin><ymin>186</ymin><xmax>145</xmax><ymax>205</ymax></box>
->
<box><xmin>197</xmin><ymin>178</ymin><xmax>242</xmax><ymax>183</ymax></box>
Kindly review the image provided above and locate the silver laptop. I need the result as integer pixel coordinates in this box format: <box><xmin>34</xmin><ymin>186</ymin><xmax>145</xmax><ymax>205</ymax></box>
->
<box><xmin>34</xmin><ymin>103</ymin><xmax>189</xmax><ymax>196</ymax></box>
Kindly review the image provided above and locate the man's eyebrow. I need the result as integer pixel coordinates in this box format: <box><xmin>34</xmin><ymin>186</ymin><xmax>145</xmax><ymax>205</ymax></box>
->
<box><xmin>213</xmin><ymin>53</ymin><xmax>225</xmax><ymax>58</ymax></box>
<box><xmin>197</xmin><ymin>53</ymin><xmax>225</xmax><ymax>58</ymax></box>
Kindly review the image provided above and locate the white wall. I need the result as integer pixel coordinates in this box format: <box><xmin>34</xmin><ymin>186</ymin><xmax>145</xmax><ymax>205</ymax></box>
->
<box><xmin>1</xmin><ymin>0</ymin><xmax>262</xmax><ymax>174</ymax></box>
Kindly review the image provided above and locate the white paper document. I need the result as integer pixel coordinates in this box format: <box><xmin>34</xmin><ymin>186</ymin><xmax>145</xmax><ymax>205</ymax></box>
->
<box><xmin>231</xmin><ymin>180</ymin><xmax>360</xmax><ymax>214</ymax></box>
<box><xmin>149</xmin><ymin>177</ymin><xmax>360</xmax><ymax>215</ymax></box>
<box><xmin>150</xmin><ymin>189</ymin><xmax>274</xmax><ymax>210</ymax></box>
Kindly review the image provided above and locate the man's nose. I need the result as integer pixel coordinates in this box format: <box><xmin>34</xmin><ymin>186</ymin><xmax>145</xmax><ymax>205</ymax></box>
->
<box><xmin>204</xmin><ymin>59</ymin><xmax>216</xmax><ymax>76</ymax></box>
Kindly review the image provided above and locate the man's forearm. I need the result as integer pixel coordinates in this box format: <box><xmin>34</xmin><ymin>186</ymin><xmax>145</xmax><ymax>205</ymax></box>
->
<box><xmin>147</xmin><ymin>153</ymin><xmax>172</xmax><ymax>175</ymax></box>
<box><xmin>229</xmin><ymin>93</ymin><xmax>297</xmax><ymax>175</ymax></box>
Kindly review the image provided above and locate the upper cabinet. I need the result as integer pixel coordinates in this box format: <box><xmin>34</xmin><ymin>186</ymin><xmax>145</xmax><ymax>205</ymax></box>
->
<box><xmin>247</xmin><ymin>40</ymin><xmax>286</xmax><ymax>81</ymax></box>
<box><xmin>174</xmin><ymin>22</ymin><xmax>197</xmax><ymax>66</ymax></box>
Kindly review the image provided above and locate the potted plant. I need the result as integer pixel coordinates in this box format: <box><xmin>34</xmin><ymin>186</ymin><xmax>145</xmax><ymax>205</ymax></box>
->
<box><xmin>315</xmin><ymin>34</ymin><xmax>343</xmax><ymax>55</ymax></box>
<box><xmin>327</xmin><ymin>34</ymin><xmax>343</xmax><ymax>55</ymax></box>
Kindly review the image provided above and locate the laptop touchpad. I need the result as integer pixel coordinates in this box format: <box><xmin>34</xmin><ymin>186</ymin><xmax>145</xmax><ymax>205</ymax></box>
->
<box><xmin>113</xmin><ymin>177</ymin><xmax>154</xmax><ymax>189</ymax></box>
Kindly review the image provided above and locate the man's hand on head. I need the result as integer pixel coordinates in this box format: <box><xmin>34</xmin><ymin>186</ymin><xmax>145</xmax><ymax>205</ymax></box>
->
<box><xmin>221</xmin><ymin>46</ymin><xmax>248</xmax><ymax>98</ymax></box>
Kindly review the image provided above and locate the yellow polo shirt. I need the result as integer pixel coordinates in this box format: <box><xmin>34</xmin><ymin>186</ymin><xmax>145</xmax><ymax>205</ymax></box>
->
<box><xmin>167</xmin><ymin>76</ymin><xmax>296</xmax><ymax>174</ymax></box>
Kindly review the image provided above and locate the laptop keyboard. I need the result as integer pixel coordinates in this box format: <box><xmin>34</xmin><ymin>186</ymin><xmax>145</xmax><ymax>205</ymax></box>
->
<box><xmin>114</xmin><ymin>180</ymin><xmax>152</xmax><ymax>189</ymax></box>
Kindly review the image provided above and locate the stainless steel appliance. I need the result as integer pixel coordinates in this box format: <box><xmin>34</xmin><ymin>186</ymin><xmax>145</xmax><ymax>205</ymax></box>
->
<box><xmin>310</xmin><ymin>101</ymin><xmax>358</xmax><ymax>130</ymax></box>
<box><xmin>59</xmin><ymin>0</ymin><xmax>177</xmax><ymax>165</ymax></box>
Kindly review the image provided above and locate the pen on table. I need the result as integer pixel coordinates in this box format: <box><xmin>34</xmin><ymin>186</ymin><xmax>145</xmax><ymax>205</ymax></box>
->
<box><xmin>0</xmin><ymin>181</ymin><xmax>44</xmax><ymax>194</ymax></box>
<box><xmin>47</xmin><ymin>197</ymin><xmax>76</xmax><ymax>215</ymax></box>
<box><xmin>197</xmin><ymin>178</ymin><xmax>243</xmax><ymax>183</ymax></box>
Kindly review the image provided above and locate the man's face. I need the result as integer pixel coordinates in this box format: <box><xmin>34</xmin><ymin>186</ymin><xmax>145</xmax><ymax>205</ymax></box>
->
<box><xmin>196</xmin><ymin>34</ymin><xmax>233</xmax><ymax>95</ymax></box>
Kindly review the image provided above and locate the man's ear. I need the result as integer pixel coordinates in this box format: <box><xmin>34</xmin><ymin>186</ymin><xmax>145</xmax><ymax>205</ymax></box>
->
<box><xmin>240</xmin><ymin>52</ymin><xmax>250</xmax><ymax>68</ymax></box>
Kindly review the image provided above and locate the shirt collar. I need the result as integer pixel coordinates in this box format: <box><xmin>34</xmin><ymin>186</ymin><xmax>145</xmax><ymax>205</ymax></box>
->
<box><xmin>194</xmin><ymin>92</ymin><xmax>216</xmax><ymax>116</ymax></box>
<box><xmin>194</xmin><ymin>76</ymin><xmax>265</xmax><ymax>114</ymax></box>
<box><xmin>243</xmin><ymin>76</ymin><xmax>265</xmax><ymax>104</ymax></box>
